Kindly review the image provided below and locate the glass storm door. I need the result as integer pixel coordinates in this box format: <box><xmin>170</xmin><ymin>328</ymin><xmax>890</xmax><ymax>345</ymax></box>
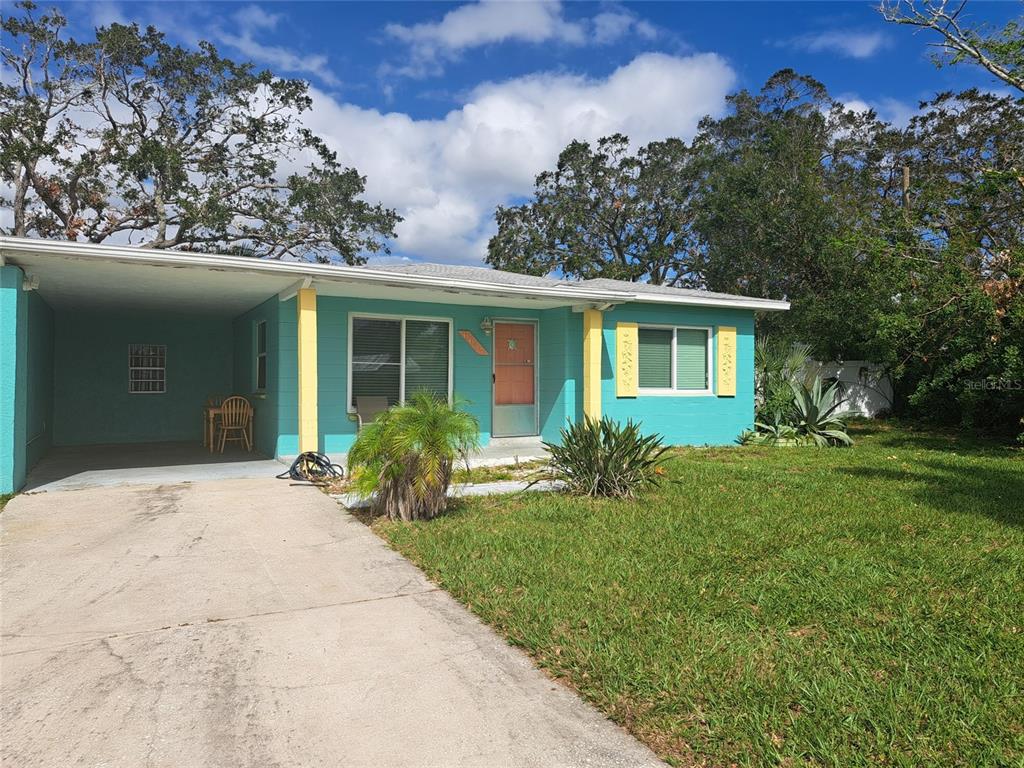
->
<box><xmin>493</xmin><ymin>322</ymin><xmax>538</xmax><ymax>437</ymax></box>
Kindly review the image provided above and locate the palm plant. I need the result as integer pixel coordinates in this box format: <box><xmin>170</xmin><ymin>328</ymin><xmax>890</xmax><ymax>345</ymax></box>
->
<box><xmin>789</xmin><ymin>377</ymin><xmax>853</xmax><ymax>446</ymax></box>
<box><xmin>755</xmin><ymin>336</ymin><xmax>813</xmax><ymax>423</ymax></box>
<box><xmin>347</xmin><ymin>392</ymin><xmax>480</xmax><ymax>521</ymax></box>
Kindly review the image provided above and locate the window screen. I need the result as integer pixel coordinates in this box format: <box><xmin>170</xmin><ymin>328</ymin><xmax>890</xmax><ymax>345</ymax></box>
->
<box><xmin>351</xmin><ymin>317</ymin><xmax>402</xmax><ymax>408</ymax></box>
<box><xmin>675</xmin><ymin>329</ymin><xmax>708</xmax><ymax>390</ymax></box>
<box><xmin>128</xmin><ymin>344</ymin><xmax>166</xmax><ymax>394</ymax></box>
<box><xmin>638</xmin><ymin>328</ymin><xmax>672</xmax><ymax>389</ymax></box>
<box><xmin>350</xmin><ymin>316</ymin><xmax>451</xmax><ymax>409</ymax></box>
<box><xmin>404</xmin><ymin>319</ymin><xmax>450</xmax><ymax>400</ymax></box>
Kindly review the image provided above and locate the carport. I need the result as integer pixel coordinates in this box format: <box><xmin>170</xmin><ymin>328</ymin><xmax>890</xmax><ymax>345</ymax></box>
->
<box><xmin>1</xmin><ymin>240</ymin><xmax>300</xmax><ymax>492</ymax></box>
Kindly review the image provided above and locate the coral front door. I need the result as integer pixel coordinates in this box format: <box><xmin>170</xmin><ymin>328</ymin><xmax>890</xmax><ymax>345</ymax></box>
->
<box><xmin>493</xmin><ymin>321</ymin><xmax>538</xmax><ymax>437</ymax></box>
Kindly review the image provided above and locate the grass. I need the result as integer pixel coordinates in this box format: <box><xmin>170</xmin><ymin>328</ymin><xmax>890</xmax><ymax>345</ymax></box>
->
<box><xmin>375</xmin><ymin>422</ymin><xmax>1024</xmax><ymax>767</ymax></box>
<box><xmin>0</xmin><ymin>494</ymin><xmax>12</xmax><ymax>512</ymax></box>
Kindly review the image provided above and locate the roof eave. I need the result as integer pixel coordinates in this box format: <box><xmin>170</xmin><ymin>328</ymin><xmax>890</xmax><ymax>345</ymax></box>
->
<box><xmin>0</xmin><ymin>237</ymin><xmax>629</xmax><ymax>304</ymax></box>
<box><xmin>626</xmin><ymin>293</ymin><xmax>790</xmax><ymax>312</ymax></box>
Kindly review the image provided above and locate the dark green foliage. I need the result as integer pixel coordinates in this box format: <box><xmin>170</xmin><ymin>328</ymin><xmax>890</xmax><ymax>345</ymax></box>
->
<box><xmin>347</xmin><ymin>393</ymin><xmax>480</xmax><ymax>522</ymax></box>
<box><xmin>536</xmin><ymin>417</ymin><xmax>671</xmax><ymax>498</ymax></box>
<box><xmin>487</xmin><ymin>64</ymin><xmax>1023</xmax><ymax>436</ymax></box>
<box><xmin>486</xmin><ymin>134</ymin><xmax>701</xmax><ymax>285</ymax></box>
<box><xmin>0</xmin><ymin>1</ymin><xmax>399</xmax><ymax>261</ymax></box>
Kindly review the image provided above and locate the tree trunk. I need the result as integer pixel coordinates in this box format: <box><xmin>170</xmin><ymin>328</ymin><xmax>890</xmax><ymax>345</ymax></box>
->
<box><xmin>376</xmin><ymin>454</ymin><xmax>454</xmax><ymax>522</ymax></box>
<box><xmin>12</xmin><ymin>167</ymin><xmax>29</xmax><ymax>237</ymax></box>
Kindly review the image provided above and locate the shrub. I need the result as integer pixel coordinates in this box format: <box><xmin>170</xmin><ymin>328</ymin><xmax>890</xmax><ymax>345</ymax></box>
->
<box><xmin>754</xmin><ymin>336</ymin><xmax>812</xmax><ymax>423</ymax></box>
<box><xmin>347</xmin><ymin>392</ymin><xmax>480</xmax><ymax>521</ymax></box>
<box><xmin>535</xmin><ymin>417</ymin><xmax>672</xmax><ymax>498</ymax></box>
<box><xmin>739</xmin><ymin>376</ymin><xmax>853</xmax><ymax>447</ymax></box>
<box><xmin>790</xmin><ymin>377</ymin><xmax>854</xmax><ymax>446</ymax></box>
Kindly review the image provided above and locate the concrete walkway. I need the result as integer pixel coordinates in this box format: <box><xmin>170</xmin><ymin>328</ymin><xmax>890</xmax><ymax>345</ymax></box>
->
<box><xmin>23</xmin><ymin>442</ymin><xmax>286</xmax><ymax>492</ymax></box>
<box><xmin>1</xmin><ymin>478</ymin><xmax>662</xmax><ymax>768</ymax></box>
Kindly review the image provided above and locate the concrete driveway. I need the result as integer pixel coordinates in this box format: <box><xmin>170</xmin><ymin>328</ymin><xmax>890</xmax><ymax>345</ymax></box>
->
<box><xmin>1</xmin><ymin>479</ymin><xmax>662</xmax><ymax>768</ymax></box>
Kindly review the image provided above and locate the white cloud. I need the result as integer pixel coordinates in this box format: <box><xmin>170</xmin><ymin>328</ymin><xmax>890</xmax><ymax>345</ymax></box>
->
<box><xmin>385</xmin><ymin>0</ymin><xmax>586</xmax><ymax>78</ymax></box>
<box><xmin>781</xmin><ymin>30</ymin><xmax>891</xmax><ymax>59</ymax></box>
<box><xmin>592</xmin><ymin>10</ymin><xmax>658</xmax><ymax>45</ymax></box>
<box><xmin>218</xmin><ymin>30</ymin><xmax>341</xmax><ymax>86</ymax></box>
<box><xmin>298</xmin><ymin>52</ymin><xmax>736</xmax><ymax>263</ymax></box>
<box><xmin>384</xmin><ymin>1</ymin><xmax>660</xmax><ymax>78</ymax></box>
<box><xmin>215</xmin><ymin>5</ymin><xmax>341</xmax><ymax>86</ymax></box>
<box><xmin>841</xmin><ymin>95</ymin><xmax>918</xmax><ymax>127</ymax></box>
<box><xmin>232</xmin><ymin>5</ymin><xmax>280</xmax><ymax>32</ymax></box>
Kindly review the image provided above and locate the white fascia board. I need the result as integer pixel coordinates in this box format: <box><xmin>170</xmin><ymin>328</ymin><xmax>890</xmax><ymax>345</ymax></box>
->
<box><xmin>0</xmin><ymin>237</ymin><xmax>788</xmax><ymax>311</ymax></box>
<box><xmin>0</xmin><ymin>237</ymin><xmax>630</xmax><ymax>304</ymax></box>
<box><xmin>626</xmin><ymin>293</ymin><xmax>791</xmax><ymax>312</ymax></box>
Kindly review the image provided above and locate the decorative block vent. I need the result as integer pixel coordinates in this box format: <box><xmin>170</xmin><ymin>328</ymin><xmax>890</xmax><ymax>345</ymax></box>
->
<box><xmin>128</xmin><ymin>344</ymin><xmax>166</xmax><ymax>394</ymax></box>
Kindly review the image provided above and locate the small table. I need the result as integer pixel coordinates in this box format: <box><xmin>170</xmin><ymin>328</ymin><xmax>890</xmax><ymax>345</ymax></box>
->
<box><xmin>202</xmin><ymin>405</ymin><xmax>223</xmax><ymax>453</ymax></box>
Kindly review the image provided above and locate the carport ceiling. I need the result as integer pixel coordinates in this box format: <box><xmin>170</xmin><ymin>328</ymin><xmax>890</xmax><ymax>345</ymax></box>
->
<box><xmin>1</xmin><ymin>240</ymin><xmax>621</xmax><ymax>314</ymax></box>
<box><xmin>9</xmin><ymin>251</ymin><xmax>295</xmax><ymax>315</ymax></box>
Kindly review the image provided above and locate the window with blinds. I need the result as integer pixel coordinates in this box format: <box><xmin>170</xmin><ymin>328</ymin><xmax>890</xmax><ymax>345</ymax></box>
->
<box><xmin>638</xmin><ymin>328</ymin><xmax>673</xmax><ymax>389</ymax></box>
<box><xmin>675</xmin><ymin>328</ymin><xmax>708</xmax><ymax>390</ymax></box>
<box><xmin>637</xmin><ymin>326</ymin><xmax>711</xmax><ymax>393</ymax></box>
<box><xmin>349</xmin><ymin>316</ymin><xmax>451</xmax><ymax>409</ymax></box>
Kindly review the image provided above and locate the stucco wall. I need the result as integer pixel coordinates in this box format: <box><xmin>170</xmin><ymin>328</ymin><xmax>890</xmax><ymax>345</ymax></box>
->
<box><xmin>232</xmin><ymin>297</ymin><xmax>285</xmax><ymax>457</ymax></box>
<box><xmin>25</xmin><ymin>291</ymin><xmax>54</xmax><ymax>470</ymax></box>
<box><xmin>53</xmin><ymin>309</ymin><xmax>234</xmax><ymax>445</ymax></box>
<box><xmin>601</xmin><ymin>304</ymin><xmax>756</xmax><ymax>445</ymax></box>
<box><xmin>308</xmin><ymin>296</ymin><xmax>577</xmax><ymax>456</ymax></box>
<box><xmin>263</xmin><ymin>296</ymin><xmax>756</xmax><ymax>456</ymax></box>
<box><xmin>0</xmin><ymin>265</ymin><xmax>27</xmax><ymax>493</ymax></box>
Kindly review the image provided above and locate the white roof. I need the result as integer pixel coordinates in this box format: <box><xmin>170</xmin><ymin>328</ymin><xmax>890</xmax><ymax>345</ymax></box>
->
<box><xmin>0</xmin><ymin>237</ymin><xmax>790</xmax><ymax>314</ymax></box>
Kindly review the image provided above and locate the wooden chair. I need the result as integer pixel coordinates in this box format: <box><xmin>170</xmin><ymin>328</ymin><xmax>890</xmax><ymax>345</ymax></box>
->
<box><xmin>217</xmin><ymin>396</ymin><xmax>253</xmax><ymax>453</ymax></box>
<box><xmin>356</xmin><ymin>396</ymin><xmax>390</xmax><ymax>430</ymax></box>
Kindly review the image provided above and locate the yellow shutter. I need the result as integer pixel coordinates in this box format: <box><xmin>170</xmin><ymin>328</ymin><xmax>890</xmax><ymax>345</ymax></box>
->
<box><xmin>615</xmin><ymin>322</ymin><xmax>638</xmax><ymax>398</ymax></box>
<box><xmin>716</xmin><ymin>326</ymin><xmax>736</xmax><ymax>397</ymax></box>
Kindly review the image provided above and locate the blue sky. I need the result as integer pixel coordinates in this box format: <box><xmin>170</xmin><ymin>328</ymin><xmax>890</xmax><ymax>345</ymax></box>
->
<box><xmin>55</xmin><ymin>0</ymin><xmax>1019</xmax><ymax>264</ymax></box>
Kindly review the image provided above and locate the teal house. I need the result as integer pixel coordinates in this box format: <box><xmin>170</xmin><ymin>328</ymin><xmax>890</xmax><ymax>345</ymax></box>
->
<box><xmin>0</xmin><ymin>237</ymin><xmax>788</xmax><ymax>493</ymax></box>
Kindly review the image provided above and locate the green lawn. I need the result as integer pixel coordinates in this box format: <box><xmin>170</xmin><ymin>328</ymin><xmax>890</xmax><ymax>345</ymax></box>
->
<box><xmin>377</xmin><ymin>422</ymin><xmax>1024</xmax><ymax>767</ymax></box>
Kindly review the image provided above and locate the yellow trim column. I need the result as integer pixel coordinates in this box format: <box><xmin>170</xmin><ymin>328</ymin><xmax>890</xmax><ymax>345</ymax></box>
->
<box><xmin>297</xmin><ymin>287</ymin><xmax>319</xmax><ymax>452</ymax></box>
<box><xmin>582</xmin><ymin>308</ymin><xmax>603</xmax><ymax>420</ymax></box>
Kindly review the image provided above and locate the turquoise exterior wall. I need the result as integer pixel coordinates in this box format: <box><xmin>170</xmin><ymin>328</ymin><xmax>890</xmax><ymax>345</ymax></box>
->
<box><xmin>268</xmin><ymin>296</ymin><xmax>753</xmax><ymax>456</ymax></box>
<box><xmin>53</xmin><ymin>309</ymin><xmax>234</xmax><ymax>445</ymax></box>
<box><xmin>232</xmin><ymin>297</ymin><xmax>288</xmax><ymax>457</ymax></box>
<box><xmin>538</xmin><ymin>307</ymin><xmax>583</xmax><ymax>443</ymax></box>
<box><xmin>0</xmin><ymin>273</ymin><xmax>760</xmax><ymax>493</ymax></box>
<box><xmin>309</xmin><ymin>297</ymin><xmax>580</xmax><ymax>456</ymax></box>
<box><xmin>601</xmin><ymin>304</ymin><xmax>756</xmax><ymax>445</ymax></box>
<box><xmin>25</xmin><ymin>291</ymin><xmax>54</xmax><ymax>470</ymax></box>
<box><xmin>0</xmin><ymin>265</ymin><xmax>28</xmax><ymax>494</ymax></box>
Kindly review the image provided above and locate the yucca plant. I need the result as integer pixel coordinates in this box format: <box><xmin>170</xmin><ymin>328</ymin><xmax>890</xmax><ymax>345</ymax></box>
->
<box><xmin>790</xmin><ymin>377</ymin><xmax>853</xmax><ymax>446</ymax></box>
<box><xmin>347</xmin><ymin>392</ymin><xmax>480</xmax><ymax>521</ymax></box>
<box><xmin>534</xmin><ymin>417</ymin><xmax>672</xmax><ymax>498</ymax></box>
